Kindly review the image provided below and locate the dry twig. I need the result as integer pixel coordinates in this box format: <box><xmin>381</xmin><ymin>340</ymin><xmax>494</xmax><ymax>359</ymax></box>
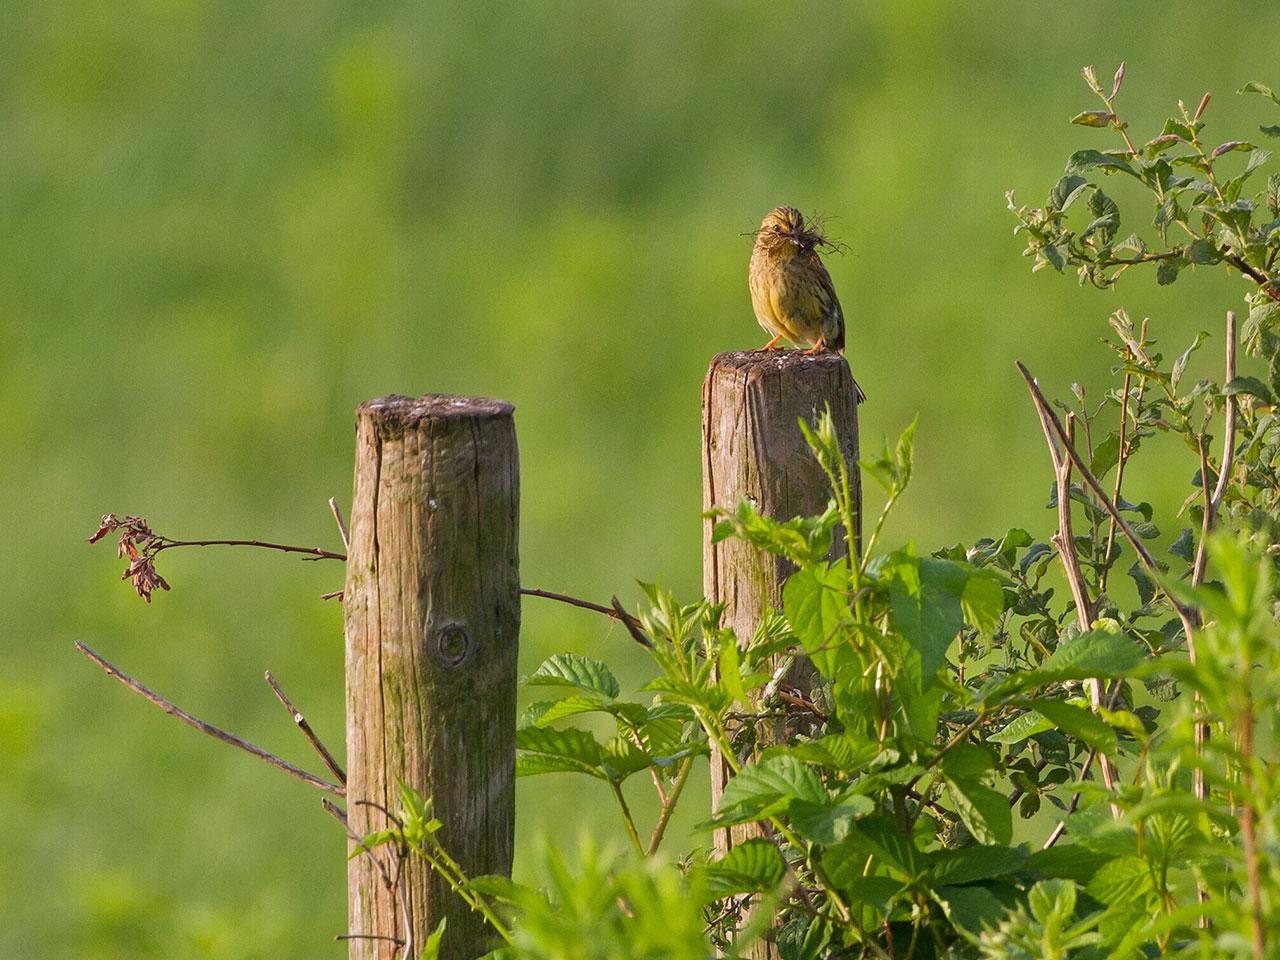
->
<box><xmin>76</xmin><ymin>642</ymin><xmax>343</xmax><ymax>796</ymax></box>
<box><xmin>265</xmin><ymin>670</ymin><xmax>346</xmax><ymax>785</ymax></box>
<box><xmin>1193</xmin><ymin>311</ymin><xmax>1238</xmax><ymax>585</ymax></box>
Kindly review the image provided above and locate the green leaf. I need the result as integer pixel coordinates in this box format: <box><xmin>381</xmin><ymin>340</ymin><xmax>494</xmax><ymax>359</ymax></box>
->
<box><xmin>1170</xmin><ymin>331</ymin><xmax>1209</xmax><ymax>389</ymax></box>
<box><xmin>1211</xmin><ymin>140</ymin><xmax>1255</xmax><ymax>158</ymax></box>
<box><xmin>961</xmin><ymin>569</ymin><xmax>1005</xmax><ymax>639</ymax></box>
<box><xmin>946</xmin><ymin>777</ymin><xmax>1012</xmax><ymax>846</ymax></box>
<box><xmin>515</xmin><ymin>752</ymin><xmax>604</xmax><ymax>778</ymax></box>
<box><xmin>1086</xmin><ymin>855</ymin><xmax>1153</xmax><ymax>906</ymax></box>
<box><xmin>782</xmin><ymin>733</ymin><xmax>878</xmax><ymax>773</ymax></box>
<box><xmin>1089</xmin><ymin>433</ymin><xmax>1121</xmax><ymax>479</ymax></box>
<box><xmin>930</xmin><ymin>844</ymin><xmax>1028</xmax><ymax>886</ymax></box>
<box><xmin>600</xmin><ymin>737</ymin><xmax>654</xmax><ymax>781</ymax></box>
<box><xmin>1261</xmin><ymin>125</ymin><xmax>1280</xmax><ymax>138</ymax></box>
<box><xmin>705</xmin><ymin>755</ymin><xmax>828</xmax><ymax>829</ymax></box>
<box><xmin>1029</xmin><ymin>879</ymin><xmax>1079</xmax><ymax>927</ymax></box>
<box><xmin>1239</xmin><ymin>81</ymin><xmax>1280</xmax><ymax>106</ymax></box>
<box><xmin>642</xmin><ymin>675</ymin><xmax>731</xmax><ymax>713</ymax></box>
<box><xmin>703</xmin><ymin>838</ymin><xmax>787</xmax><ymax>896</ymax></box>
<box><xmin>1245</xmin><ymin>147</ymin><xmax>1272</xmax><ymax>176</ymax></box>
<box><xmin>783</xmin><ymin>562</ymin><xmax>852</xmax><ymax>680</ymax></box>
<box><xmin>1027</xmin><ymin>845</ymin><xmax>1113</xmax><ymax>883</ymax></box>
<box><xmin>516</xmin><ymin>726</ymin><xmax>605</xmax><ymax>777</ymax></box>
<box><xmin>526</xmin><ymin>654</ymin><xmax>620</xmax><ymax>699</ymax></box>
<box><xmin>465</xmin><ymin>874</ymin><xmax>527</xmax><ymax>903</ymax></box>
<box><xmin>1169</xmin><ymin>528</ymin><xmax>1196</xmax><ymax>563</ymax></box>
<box><xmin>718</xmin><ymin>636</ymin><xmax>748</xmax><ymax>710</ymax></box>
<box><xmin>420</xmin><ymin>918</ymin><xmax>447</xmax><ymax>960</ymax></box>
<box><xmin>828</xmin><ymin>816</ymin><xmax>923</xmax><ymax>882</ymax></box>
<box><xmin>1071</xmin><ymin>110</ymin><xmax>1116</xmax><ymax>128</ymax></box>
<box><xmin>1065</xmin><ymin>149</ymin><xmax>1138</xmax><ymax>178</ymax></box>
<box><xmin>1224</xmin><ymin>375</ymin><xmax>1274</xmax><ymax>404</ymax></box>
<box><xmin>1084</xmin><ymin>188</ymin><xmax>1119</xmax><ymax>243</ymax></box>
<box><xmin>980</xmin><ymin>630</ymin><xmax>1145</xmax><ymax>701</ymax></box>
<box><xmin>1048</xmin><ymin>174</ymin><xmax>1088</xmax><ymax>211</ymax></box>
<box><xmin>1156</xmin><ymin>258</ymin><xmax>1180</xmax><ymax>285</ymax></box>
<box><xmin>933</xmin><ymin>884</ymin><xmax>1008</xmax><ymax>935</ymax></box>
<box><xmin>790</xmin><ymin>795</ymin><xmax>874</xmax><ymax>845</ymax></box>
<box><xmin>987</xmin><ymin>708</ymin><xmax>1055</xmax><ymax>745</ymax></box>
<box><xmin>1025</xmin><ymin>699</ymin><xmax>1116</xmax><ymax>754</ymax></box>
<box><xmin>942</xmin><ymin>743</ymin><xmax>996</xmax><ymax>780</ymax></box>
<box><xmin>711</xmin><ymin>497</ymin><xmax>840</xmax><ymax>565</ymax></box>
<box><xmin>889</xmin><ymin>553</ymin><xmax>967</xmax><ymax>687</ymax></box>
<box><xmin>938</xmin><ymin>745</ymin><xmax>1009</xmax><ymax>844</ymax></box>
<box><xmin>1185</xmin><ymin>238</ymin><xmax>1220</xmax><ymax>264</ymax></box>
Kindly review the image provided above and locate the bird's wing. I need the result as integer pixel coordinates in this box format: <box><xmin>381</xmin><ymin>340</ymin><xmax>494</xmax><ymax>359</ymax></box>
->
<box><xmin>811</xmin><ymin>257</ymin><xmax>845</xmax><ymax>352</ymax></box>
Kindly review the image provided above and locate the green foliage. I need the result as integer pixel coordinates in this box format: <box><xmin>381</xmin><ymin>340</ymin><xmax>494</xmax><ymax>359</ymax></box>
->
<box><xmin>379</xmin><ymin>64</ymin><xmax>1280</xmax><ymax>958</ymax></box>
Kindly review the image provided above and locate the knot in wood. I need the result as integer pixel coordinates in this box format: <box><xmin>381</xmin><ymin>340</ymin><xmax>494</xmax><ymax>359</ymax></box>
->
<box><xmin>429</xmin><ymin>622</ymin><xmax>472</xmax><ymax>668</ymax></box>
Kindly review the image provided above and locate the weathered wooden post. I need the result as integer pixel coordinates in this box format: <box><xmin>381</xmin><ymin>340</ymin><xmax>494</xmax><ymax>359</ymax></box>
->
<box><xmin>703</xmin><ymin>351</ymin><xmax>860</xmax><ymax>957</ymax></box>
<box><xmin>344</xmin><ymin>395</ymin><xmax>520</xmax><ymax>960</ymax></box>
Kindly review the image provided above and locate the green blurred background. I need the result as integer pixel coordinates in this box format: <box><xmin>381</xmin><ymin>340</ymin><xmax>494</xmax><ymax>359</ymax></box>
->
<box><xmin>4</xmin><ymin>1</ymin><xmax>1279</xmax><ymax>955</ymax></box>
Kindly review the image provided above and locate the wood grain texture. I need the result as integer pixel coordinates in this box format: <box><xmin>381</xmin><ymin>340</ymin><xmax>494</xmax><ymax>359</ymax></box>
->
<box><xmin>702</xmin><ymin>351</ymin><xmax>860</xmax><ymax>959</ymax></box>
<box><xmin>344</xmin><ymin>394</ymin><xmax>519</xmax><ymax>960</ymax></box>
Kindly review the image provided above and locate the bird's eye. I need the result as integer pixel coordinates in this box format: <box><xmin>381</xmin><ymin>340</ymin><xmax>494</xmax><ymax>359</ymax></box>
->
<box><xmin>772</xmin><ymin>224</ymin><xmax>782</xmax><ymax>233</ymax></box>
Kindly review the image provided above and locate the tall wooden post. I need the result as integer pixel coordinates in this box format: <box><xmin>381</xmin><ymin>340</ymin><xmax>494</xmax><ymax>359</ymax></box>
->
<box><xmin>703</xmin><ymin>351</ymin><xmax>860</xmax><ymax>957</ymax></box>
<box><xmin>344</xmin><ymin>395</ymin><xmax>520</xmax><ymax>960</ymax></box>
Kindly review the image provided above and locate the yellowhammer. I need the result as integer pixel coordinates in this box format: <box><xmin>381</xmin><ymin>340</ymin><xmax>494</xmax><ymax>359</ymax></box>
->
<box><xmin>749</xmin><ymin>205</ymin><xmax>848</xmax><ymax>350</ymax></box>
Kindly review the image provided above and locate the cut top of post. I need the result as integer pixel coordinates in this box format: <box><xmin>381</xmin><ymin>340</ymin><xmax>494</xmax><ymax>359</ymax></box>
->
<box><xmin>704</xmin><ymin>348</ymin><xmax>858</xmax><ymax>384</ymax></box>
<box><xmin>357</xmin><ymin>394</ymin><xmax>516</xmax><ymax>436</ymax></box>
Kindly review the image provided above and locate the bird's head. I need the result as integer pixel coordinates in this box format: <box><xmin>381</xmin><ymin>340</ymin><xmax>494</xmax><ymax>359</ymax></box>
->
<box><xmin>755</xmin><ymin>206</ymin><xmax>807</xmax><ymax>256</ymax></box>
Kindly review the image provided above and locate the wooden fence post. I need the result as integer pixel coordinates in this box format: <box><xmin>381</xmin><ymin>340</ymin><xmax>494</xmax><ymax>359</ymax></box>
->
<box><xmin>703</xmin><ymin>351</ymin><xmax>860</xmax><ymax>956</ymax></box>
<box><xmin>344</xmin><ymin>395</ymin><xmax>520</xmax><ymax>960</ymax></box>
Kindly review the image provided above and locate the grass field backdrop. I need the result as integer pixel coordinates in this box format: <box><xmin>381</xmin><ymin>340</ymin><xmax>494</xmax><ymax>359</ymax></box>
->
<box><xmin>4</xmin><ymin>2</ymin><xmax>1279</xmax><ymax>955</ymax></box>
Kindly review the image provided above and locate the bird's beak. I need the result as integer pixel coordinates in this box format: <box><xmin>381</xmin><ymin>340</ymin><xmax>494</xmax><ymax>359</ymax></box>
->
<box><xmin>788</xmin><ymin>231</ymin><xmax>801</xmax><ymax>247</ymax></box>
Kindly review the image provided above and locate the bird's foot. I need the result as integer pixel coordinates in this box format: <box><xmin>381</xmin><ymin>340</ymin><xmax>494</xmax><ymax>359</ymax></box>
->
<box><xmin>761</xmin><ymin>334</ymin><xmax>784</xmax><ymax>351</ymax></box>
<box><xmin>803</xmin><ymin>336</ymin><xmax>826</xmax><ymax>355</ymax></box>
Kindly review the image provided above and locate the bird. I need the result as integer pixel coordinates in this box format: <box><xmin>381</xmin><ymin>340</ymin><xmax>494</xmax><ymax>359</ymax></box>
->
<box><xmin>748</xmin><ymin>204</ymin><xmax>865</xmax><ymax>401</ymax></box>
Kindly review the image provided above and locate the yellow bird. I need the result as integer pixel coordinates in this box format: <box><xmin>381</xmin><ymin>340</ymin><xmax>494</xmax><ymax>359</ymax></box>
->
<box><xmin>748</xmin><ymin>205</ymin><xmax>864</xmax><ymax>400</ymax></box>
<box><xmin>749</xmin><ymin>205</ymin><xmax>847</xmax><ymax>351</ymax></box>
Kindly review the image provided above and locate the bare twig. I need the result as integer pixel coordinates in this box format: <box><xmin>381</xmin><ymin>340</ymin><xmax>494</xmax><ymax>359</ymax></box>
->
<box><xmin>265</xmin><ymin>670</ymin><xmax>346</xmax><ymax>785</ymax></box>
<box><xmin>1016</xmin><ymin>361</ymin><xmax>1199</xmax><ymax>644</ymax></box>
<box><xmin>1193</xmin><ymin>311</ymin><xmax>1238</xmax><ymax>585</ymax></box>
<box><xmin>328</xmin><ymin>497</ymin><xmax>351</xmax><ymax>552</ymax></box>
<box><xmin>1099</xmin><ymin>317</ymin><xmax>1148</xmax><ymax>592</ymax></box>
<box><xmin>646</xmin><ymin>756</ymin><xmax>694</xmax><ymax>856</ymax></box>
<box><xmin>321</xmin><ymin>797</ymin><xmax>349</xmax><ymax>826</ymax></box>
<box><xmin>150</xmin><ymin>537</ymin><xmax>346</xmax><ymax>561</ymax></box>
<box><xmin>324</xmin><ymin>797</ymin><xmax>414</xmax><ymax>960</ymax></box>
<box><xmin>76</xmin><ymin>642</ymin><xmax>343</xmax><ymax>796</ymax></box>
<box><xmin>519</xmin><ymin>587</ymin><xmax>646</xmax><ymax>640</ymax></box>
<box><xmin>1028</xmin><ymin>405</ymin><xmax>1119</xmax><ymax>805</ymax></box>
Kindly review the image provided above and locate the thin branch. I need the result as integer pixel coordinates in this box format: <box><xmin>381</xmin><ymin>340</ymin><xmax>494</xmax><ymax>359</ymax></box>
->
<box><xmin>519</xmin><ymin>587</ymin><xmax>652</xmax><ymax>647</ymax></box>
<box><xmin>1193</xmin><ymin>311</ymin><xmax>1238</xmax><ymax>585</ymax></box>
<box><xmin>646</xmin><ymin>757</ymin><xmax>693</xmax><ymax>856</ymax></box>
<box><xmin>76</xmin><ymin>642</ymin><xmax>343</xmax><ymax>796</ymax></box>
<box><xmin>1016</xmin><ymin>361</ymin><xmax>1199</xmax><ymax>645</ymax></box>
<box><xmin>1030</xmin><ymin>406</ymin><xmax>1119</xmax><ymax>803</ymax></box>
<box><xmin>328</xmin><ymin>497</ymin><xmax>351</xmax><ymax>552</ymax></box>
<box><xmin>324</xmin><ymin>797</ymin><xmax>414</xmax><ymax>960</ymax></box>
<box><xmin>1099</xmin><ymin>318</ymin><xmax>1147</xmax><ymax>592</ymax></box>
<box><xmin>610</xmin><ymin>781</ymin><xmax>645</xmax><ymax>854</ymax></box>
<box><xmin>321</xmin><ymin>797</ymin><xmax>349</xmax><ymax>826</ymax></box>
<box><xmin>264</xmin><ymin>670</ymin><xmax>347</xmax><ymax>785</ymax></box>
<box><xmin>152</xmin><ymin>537</ymin><xmax>346</xmax><ymax>561</ymax></box>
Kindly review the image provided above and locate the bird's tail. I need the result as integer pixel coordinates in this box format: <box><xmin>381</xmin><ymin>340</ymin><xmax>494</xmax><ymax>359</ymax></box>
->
<box><xmin>834</xmin><ymin>343</ymin><xmax>867</xmax><ymax>404</ymax></box>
